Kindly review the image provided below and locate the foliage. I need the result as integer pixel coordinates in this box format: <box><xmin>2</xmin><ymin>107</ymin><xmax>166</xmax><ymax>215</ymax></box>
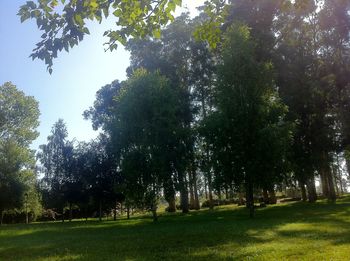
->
<box><xmin>0</xmin><ymin>82</ymin><xmax>40</xmax><ymax>224</ymax></box>
<box><xmin>18</xmin><ymin>0</ymin><xmax>183</xmax><ymax>73</ymax></box>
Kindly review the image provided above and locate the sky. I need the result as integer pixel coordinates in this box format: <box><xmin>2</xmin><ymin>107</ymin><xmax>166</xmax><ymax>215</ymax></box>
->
<box><xmin>0</xmin><ymin>0</ymin><xmax>203</xmax><ymax>151</ymax></box>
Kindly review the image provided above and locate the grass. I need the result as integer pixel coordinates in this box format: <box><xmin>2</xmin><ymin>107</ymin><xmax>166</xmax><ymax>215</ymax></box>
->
<box><xmin>1</xmin><ymin>197</ymin><xmax>350</xmax><ymax>260</ymax></box>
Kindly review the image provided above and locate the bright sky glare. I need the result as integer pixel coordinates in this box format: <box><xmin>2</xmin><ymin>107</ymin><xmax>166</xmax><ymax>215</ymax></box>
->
<box><xmin>0</xmin><ymin>0</ymin><xmax>204</xmax><ymax>151</ymax></box>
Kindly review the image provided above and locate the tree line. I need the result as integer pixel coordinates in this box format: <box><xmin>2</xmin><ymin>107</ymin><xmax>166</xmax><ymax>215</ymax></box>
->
<box><xmin>1</xmin><ymin>0</ymin><xmax>349</xmax><ymax>223</ymax></box>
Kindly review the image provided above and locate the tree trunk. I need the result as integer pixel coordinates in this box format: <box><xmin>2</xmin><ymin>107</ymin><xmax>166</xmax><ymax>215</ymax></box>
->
<box><xmin>62</xmin><ymin>207</ymin><xmax>65</xmax><ymax>223</ymax></box>
<box><xmin>306</xmin><ymin>177</ymin><xmax>317</xmax><ymax>203</ymax></box>
<box><xmin>179</xmin><ymin>171</ymin><xmax>189</xmax><ymax>213</ymax></box>
<box><xmin>168</xmin><ymin>198</ymin><xmax>176</xmax><ymax>212</ymax></box>
<box><xmin>319</xmin><ymin>168</ymin><xmax>329</xmax><ymax>198</ymax></box>
<box><xmin>189</xmin><ymin>171</ymin><xmax>195</xmax><ymax>209</ymax></box>
<box><xmin>127</xmin><ymin>206</ymin><xmax>130</xmax><ymax>219</ymax></box>
<box><xmin>193</xmin><ymin>170</ymin><xmax>200</xmax><ymax>210</ymax></box>
<box><xmin>69</xmin><ymin>202</ymin><xmax>72</xmax><ymax>222</ymax></box>
<box><xmin>245</xmin><ymin>181</ymin><xmax>254</xmax><ymax>218</ymax></box>
<box><xmin>322</xmin><ymin>151</ymin><xmax>336</xmax><ymax>202</ymax></box>
<box><xmin>151</xmin><ymin>205</ymin><xmax>158</xmax><ymax>222</ymax></box>
<box><xmin>113</xmin><ymin>201</ymin><xmax>117</xmax><ymax>221</ymax></box>
<box><xmin>218</xmin><ymin>188</ymin><xmax>222</xmax><ymax>201</ymax></box>
<box><xmin>262</xmin><ymin>188</ymin><xmax>269</xmax><ymax>204</ymax></box>
<box><xmin>99</xmin><ymin>199</ymin><xmax>102</xmax><ymax>222</ymax></box>
<box><xmin>300</xmin><ymin>182</ymin><xmax>307</xmax><ymax>202</ymax></box>
<box><xmin>268</xmin><ymin>188</ymin><xmax>277</xmax><ymax>204</ymax></box>
<box><xmin>0</xmin><ymin>210</ymin><xmax>3</xmax><ymax>226</ymax></box>
<box><xmin>225</xmin><ymin>187</ymin><xmax>229</xmax><ymax>200</ymax></box>
<box><xmin>204</xmin><ymin>176</ymin><xmax>208</xmax><ymax>200</ymax></box>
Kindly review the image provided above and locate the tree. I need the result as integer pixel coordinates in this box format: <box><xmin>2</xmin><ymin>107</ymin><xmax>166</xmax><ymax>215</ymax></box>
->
<box><xmin>18</xmin><ymin>0</ymin><xmax>183</xmax><ymax>73</ymax></box>
<box><xmin>211</xmin><ymin>24</ymin><xmax>291</xmax><ymax>217</ymax></box>
<box><xmin>105</xmin><ymin>69</ymin><xmax>191</xmax><ymax>218</ymax></box>
<box><xmin>0</xmin><ymin>82</ymin><xmax>40</xmax><ymax>225</ymax></box>
<box><xmin>37</xmin><ymin>119</ymin><xmax>74</xmax><ymax>221</ymax></box>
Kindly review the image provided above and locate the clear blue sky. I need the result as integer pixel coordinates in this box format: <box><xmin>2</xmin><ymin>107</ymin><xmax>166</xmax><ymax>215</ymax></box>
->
<box><xmin>0</xmin><ymin>1</ymin><xmax>202</xmax><ymax>151</ymax></box>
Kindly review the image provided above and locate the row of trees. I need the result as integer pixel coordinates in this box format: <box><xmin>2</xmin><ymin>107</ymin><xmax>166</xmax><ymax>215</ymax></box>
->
<box><xmin>36</xmin><ymin>0</ymin><xmax>350</xmax><ymax>220</ymax></box>
<box><xmin>2</xmin><ymin>0</ymin><xmax>348</xmax><ymax>222</ymax></box>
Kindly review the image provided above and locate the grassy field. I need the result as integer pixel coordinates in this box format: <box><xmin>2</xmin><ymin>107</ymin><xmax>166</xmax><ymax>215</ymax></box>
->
<box><xmin>1</xmin><ymin>197</ymin><xmax>350</xmax><ymax>261</ymax></box>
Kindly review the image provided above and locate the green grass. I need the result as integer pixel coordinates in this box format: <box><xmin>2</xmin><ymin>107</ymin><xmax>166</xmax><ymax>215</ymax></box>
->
<box><xmin>1</xmin><ymin>197</ymin><xmax>350</xmax><ymax>260</ymax></box>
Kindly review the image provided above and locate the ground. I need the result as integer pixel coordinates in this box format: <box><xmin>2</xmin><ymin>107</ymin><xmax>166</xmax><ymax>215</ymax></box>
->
<box><xmin>1</xmin><ymin>196</ymin><xmax>350</xmax><ymax>260</ymax></box>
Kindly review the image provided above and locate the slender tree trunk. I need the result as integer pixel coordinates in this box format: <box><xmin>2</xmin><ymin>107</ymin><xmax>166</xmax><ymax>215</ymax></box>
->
<box><xmin>189</xmin><ymin>171</ymin><xmax>195</xmax><ymax>209</ymax></box>
<box><xmin>322</xmin><ymin>151</ymin><xmax>336</xmax><ymax>202</ymax></box>
<box><xmin>151</xmin><ymin>205</ymin><xmax>158</xmax><ymax>222</ymax></box>
<box><xmin>164</xmin><ymin>179</ymin><xmax>176</xmax><ymax>212</ymax></box>
<box><xmin>127</xmin><ymin>206</ymin><xmax>130</xmax><ymax>219</ymax></box>
<box><xmin>262</xmin><ymin>188</ymin><xmax>269</xmax><ymax>204</ymax></box>
<box><xmin>99</xmin><ymin>199</ymin><xmax>102</xmax><ymax>222</ymax></box>
<box><xmin>62</xmin><ymin>207</ymin><xmax>64</xmax><ymax>223</ymax></box>
<box><xmin>268</xmin><ymin>187</ymin><xmax>277</xmax><ymax>204</ymax></box>
<box><xmin>225</xmin><ymin>187</ymin><xmax>229</xmax><ymax>200</ymax></box>
<box><xmin>246</xmin><ymin>181</ymin><xmax>254</xmax><ymax>218</ymax></box>
<box><xmin>192</xmin><ymin>169</ymin><xmax>200</xmax><ymax>210</ymax></box>
<box><xmin>204</xmin><ymin>177</ymin><xmax>208</xmax><ymax>200</ymax></box>
<box><xmin>0</xmin><ymin>210</ymin><xmax>3</xmax><ymax>226</ymax></box>
<box><xmin>69</xmin><ymin>202</ymin><xmax>72</xmax><ymax>222</ymax></box>
<box><xmin>178</xmin><ymin>170</ymin><xmax>189</xmax><ymax>213</ymax></box>
<box><xmin>319</xmin><ymin>168</ymin><xmax>329</xmax><ymax>198</ymax></box>
<box><xmin>300</xmin><ymin>182</ymin><xmax>307</xmax><ymax>202</ymax></box>
<box><xmin>113</xmin><ymin>201</ymin><xmax>117</xmax><ymax>221</ymax></box>
<box><xmin>306</xmin><ymin>176</ymin><xmax>317</xmax><ymax>203</ymax></box>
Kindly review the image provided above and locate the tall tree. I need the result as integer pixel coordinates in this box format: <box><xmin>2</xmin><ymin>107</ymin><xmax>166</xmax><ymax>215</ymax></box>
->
<box><xmin>212</xmin><ymin>24</ymin><xmax>291</xmax><ymax>217</ymax></box>
<box><xmin>37</xmin><ymin>119</ymin><xmax>74</xmax><ymax>220</ymax></box>
<box><xmin>0</xmin><ymin>82</ymin><xmax>40</xmax><ymax>225</ymax></box>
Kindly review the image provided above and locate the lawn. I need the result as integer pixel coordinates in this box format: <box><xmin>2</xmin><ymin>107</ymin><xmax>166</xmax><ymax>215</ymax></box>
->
<box><xmin>1</xmin><ymin>197</ymin><xmax>350</xmax><ymax>261</ymax></box>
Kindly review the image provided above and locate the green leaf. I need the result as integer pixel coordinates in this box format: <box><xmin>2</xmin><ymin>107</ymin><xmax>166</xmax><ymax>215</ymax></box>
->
<box><xmin>153</xmin><ymin>28</ymin><xmax>161</xmax><ymax>39</ymax></box>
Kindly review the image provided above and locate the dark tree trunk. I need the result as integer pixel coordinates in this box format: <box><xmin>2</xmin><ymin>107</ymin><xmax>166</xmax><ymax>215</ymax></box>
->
<box><xmin>192</xmin><ymin>170</ymin><xmax>200</xmax><ymax>210</ymax></box>
<box><xmin>306</xmin><ymin>177</ymin><xmax>317</xmax><ymax>203</ymax></box>
<box><xmin>245</xmin><ymin>181</ymin><xmax>254</xmax><ymax>218</ymax></box>
<box><xmin>113</xmin><ymin>201</ymin><xmax>117</xmax><ymax>221</ymax></box>
<box><xmin>127</xmin><ymin>206</ymin><xmax>130</xmax><ymax>219</ymax></box>
<box><xmin>62</xmin><ymin>207</ymin><xmax>65</xmax><ymax>223</ymax></box>
<box><xmin>179</xmin><ymin>171</ymin><xmax>189</xmax><ymax>213</ymax></box>
<box><xmin>151</xmin><ymin>205</ymin><xmax>158</xmax><ymax>222</ymax></box>
<box><xmin>168</xmin><ymin>198</ymin><xmax>176</xmax><ymax>212</ymax></box>
<box><xmin>319</xmin><ymin>169</ymin><xmax>330</xmax><ymax>198</ymax></box>
<box><xmin>189</xmin><ymin>171</ymin><xmax>195</xmax><ymax>209</ymax></box>
<box><xmin>208</xmin><ymin>184</ymin><xmax>214</xmax><ymax>210</ymax></box>
<box><xmin>218</xmin><ymin>188</ymin><xmax>222</xmax><ymax>200</ymax></box>
<box><xmin>300</xmin><ymin>182</ymin><xmax>307</xmax><ymax>202</ymax></box>
<box><xmin>322</xmin><ymin>151</ymin><xmax>336</xmax><ymax>202</ymax></box>
<box><xmin>268</xmin><ymin>187</ymin><xmax>277</xmax><ymax>204</ymax></box>
<box><xmin>0</xmin><ymin>210</ymin><xmax>3</xmax><ymax>226</ymax></box>
<box><xmin>164</xmin><ymin>179</ymin><xmax>176</xmax><ymax>212</ymax></box>
<box><xmin>69</xmin><ymin>202</ymin><xmax>72</xmax><ymax>222</ymax></box>
<box><xmin>99</xmin><ymin>199</ymin><xmax>102</xmax><ymax>222</ymax></box>
<box><xmin>225</xmin><ymin>187</ymin><xmax>229</xmax><ymax>200</ymax></box>
<box><xmin>262</xmin><ymin>188</ymin><xmax>269</xmax><ymax>204</ymax></box>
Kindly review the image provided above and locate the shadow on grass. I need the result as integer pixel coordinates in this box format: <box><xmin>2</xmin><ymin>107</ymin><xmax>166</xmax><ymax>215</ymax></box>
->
<box><xmin>1</xmin><ymin>196</ymin><xmax>350</xmax><ymax>260</ymax></box>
